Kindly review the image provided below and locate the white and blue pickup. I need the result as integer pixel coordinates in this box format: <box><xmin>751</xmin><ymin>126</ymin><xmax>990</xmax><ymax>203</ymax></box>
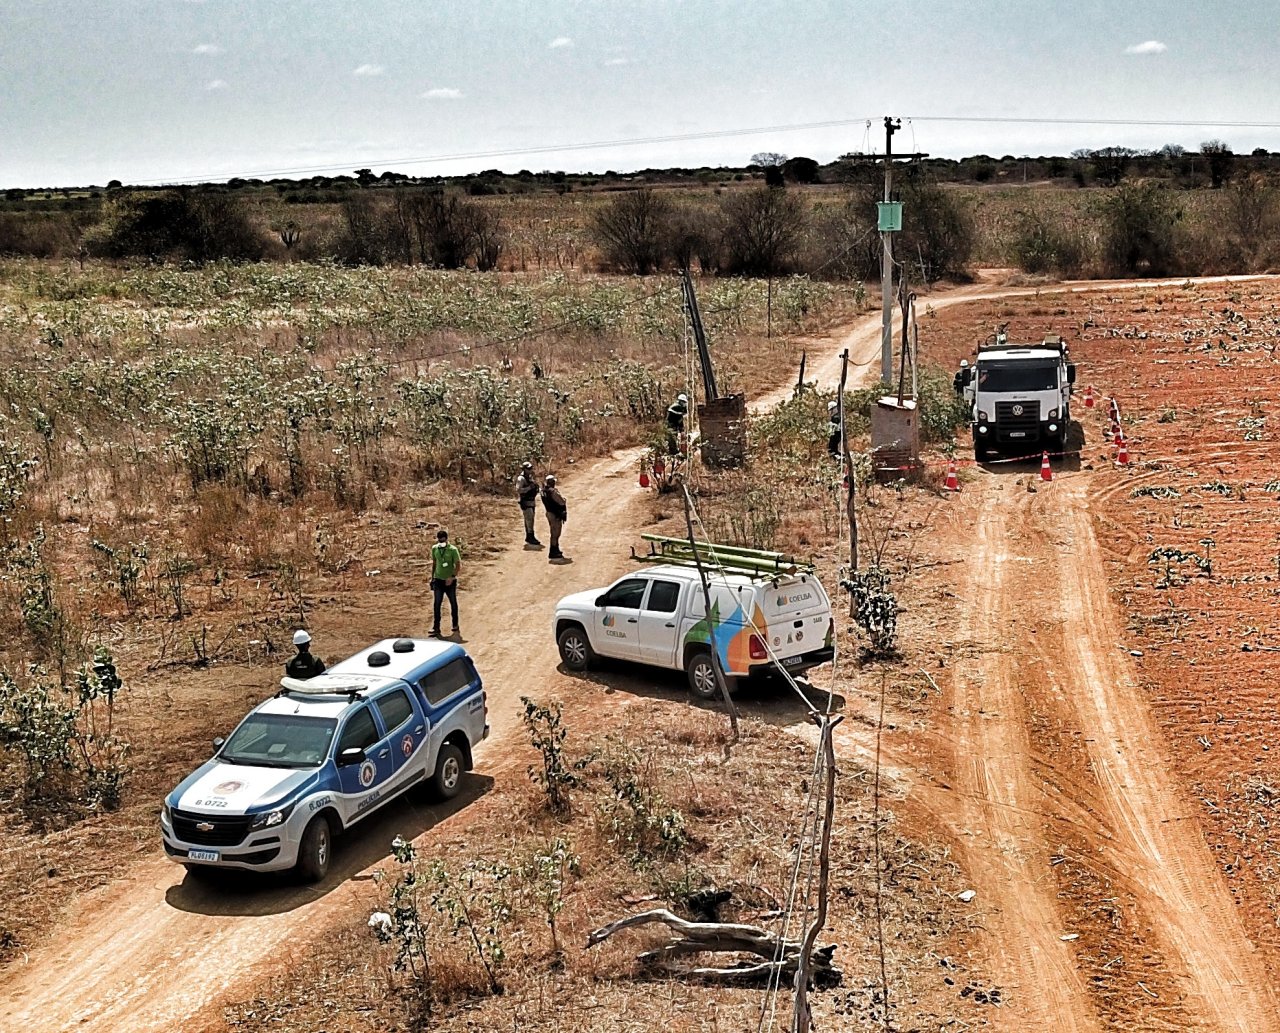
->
<box><xmin>161</xmin><ymin>637</ymin><xmax>489</xmax><ymax>882</ymax></box>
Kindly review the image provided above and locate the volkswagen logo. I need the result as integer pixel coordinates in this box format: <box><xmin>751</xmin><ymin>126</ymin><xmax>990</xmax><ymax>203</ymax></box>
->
<box><xmin>1012</xmin><ymin>404</ymin><xmax>1024</xmax><ymax>416</ymax></box>
<box><xmin>196</xmin><ymin>821</ymin><xmax>215</xmax><ymax>832</ymax></box>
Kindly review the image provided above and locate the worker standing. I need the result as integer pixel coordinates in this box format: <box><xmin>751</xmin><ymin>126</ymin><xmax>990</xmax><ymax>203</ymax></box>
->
<box><xmin>665</xmin><ymin>392</ymin><xmax>689</xmax><ymax>453</ymax></box>
<box><xmin>827</xmin><ymin>400</ymin><xmax>842</xmax><ymax>459</ymax></box>
<box><xmin>541</xmin><ymin>475</ymin><xmax>568</xmax><ymax>562</ymax></box>
<box><xmin>516</xmin><ymin>460</ymin><xmax>542</xmax><ymax>547</ymax></box>
<box><xmin>429</xmin><ymin>529</ymin><xmax>462</xmax><ymax>638</ymax></box>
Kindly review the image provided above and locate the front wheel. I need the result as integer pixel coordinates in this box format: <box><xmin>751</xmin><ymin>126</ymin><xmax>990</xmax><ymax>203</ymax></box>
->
<box><xmin>295</xmin><ymin>815</ymin><xmax>332</xmax><ymax>883</ymax></box>
<box><xmin>431</xmin><ymin>742</ymin><xmax>466</xmax><ymax>801</ymax></box>
<box><xmin>557</xmin><ymin>625</ymin><xmax>594</xmax><ymax>671</ymax></box>
<box><xmin>685</xmin><ymin>650</ymin><xmax>721</xmax><ymax>700</ymax></box>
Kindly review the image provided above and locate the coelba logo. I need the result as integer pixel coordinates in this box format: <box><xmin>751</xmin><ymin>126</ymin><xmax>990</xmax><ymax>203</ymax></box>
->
<box><xmin>602</xmin><ymin>614</ymin><xmax>615</xmax><ymax>627</ymax></box>
<box><xmin>777</xmin><ymin>591</ymin><xmax>813</xmax><ymax>606</ymax></box>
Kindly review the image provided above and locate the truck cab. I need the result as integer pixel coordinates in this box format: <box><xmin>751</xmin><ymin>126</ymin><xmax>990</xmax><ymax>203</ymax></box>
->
<box><xmin>958</xmin><ymin>331</ymin><xmax>1075</xmax><ymax>461</ymax></box>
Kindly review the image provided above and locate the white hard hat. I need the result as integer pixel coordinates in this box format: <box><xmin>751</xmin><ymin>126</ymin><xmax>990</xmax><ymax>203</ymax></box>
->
<box><xmin>293</xmin><ymin>629</ymin><xmax>311</xmax><ymax>646</ymax></box>
<box><xmin>545</xmin><ymin>474</ymin><xmax>556</xmax><ymax>484</ymax></box>
<box><xmin>960</xmin><ymin>359</ymin><xmax>969</xmax><ymax>368</ymax></box>
<box><xmin>521</xmin><ymin>461</ymin><xmax>533</xmax><ymax>469</ymax></box>
<box><xmin>828</xmin><ymin>400</ymin><xmax>838</xmax><ymax>411</ymax></box>
<box><xmin>677</xmin><ymin>393</ymin><xmax>688</xmax><ymax>403</ymax></box>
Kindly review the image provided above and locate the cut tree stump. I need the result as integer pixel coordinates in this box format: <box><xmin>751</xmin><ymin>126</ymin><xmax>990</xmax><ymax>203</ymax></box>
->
<box><xmin>586</xmin><ymin>908</ymin><xmax>841</xmax><ymax>987</ymax></box>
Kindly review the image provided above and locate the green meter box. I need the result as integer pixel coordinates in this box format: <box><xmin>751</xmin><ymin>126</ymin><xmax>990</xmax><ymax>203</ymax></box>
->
<box><xmin>877</xmin><ymin>201</ymin><xmax>902</xmax><ymax>232</ymax></box>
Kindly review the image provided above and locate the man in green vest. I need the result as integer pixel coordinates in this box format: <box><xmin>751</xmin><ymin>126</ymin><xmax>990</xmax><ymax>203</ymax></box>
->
<box><xmin>430</xmin><ymin>529</ymin><xmax>462</xmax><ymax>638</ymax></box>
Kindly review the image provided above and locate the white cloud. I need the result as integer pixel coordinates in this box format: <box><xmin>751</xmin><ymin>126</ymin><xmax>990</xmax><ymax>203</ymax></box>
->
<box><xmin>421</xmin><ymin>87</ymin><xmax>463</xmax><ymax>100</ymax></box>
<box><xmin>353</xmin><ymin>64</ymin><xmax>384</xmax><ymax>77</ymax></box>
<box><xmin>1125</xmin><ymin>40</ymin><xmax>1167</xmax><ymax>55</ymax></box>
<box><xmin>192</xmin><ymin>43</ymin><xmax>221</xmax><ymax>54</ymax></box>
<box><xmin>603</xmin><ymin>57</ymin><xmax>630</xmax><ymax>67</ymax></box>
<box><xmin>205</xmin><ymin>79</ymin><xmax>228</xmax><ymax>90</ymax></box>
<box><xmin>548</xmin><ymin>36</ymin><xmax>573</xmax><ymax>49</ymax></box>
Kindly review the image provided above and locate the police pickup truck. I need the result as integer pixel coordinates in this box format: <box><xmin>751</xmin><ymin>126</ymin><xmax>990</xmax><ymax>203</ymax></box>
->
<box><xmin>553</xmin><ymin>564</ymin><xmax>834</xmax><ymax>697</ymax></box>
<box><xmin>161</xmin><ymin>638</ymin><xmax>488</xmax><ymax>882</ymax></box>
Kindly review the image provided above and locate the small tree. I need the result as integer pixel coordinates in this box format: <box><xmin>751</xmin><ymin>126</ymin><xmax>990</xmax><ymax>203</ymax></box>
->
<box><xmin>719</xmin><ymin>186</ymin><xmax>806</xmax><ymax>276</ymax></box>
<box><xmin>589</xmin><ymin>188</ymin><xmax>672</xmax><ymax>274</ymax></box>
<box><xmin>521</xmin><ymin>697</ymin><xmax>590</xmax><ymax>815</ymax></box>
<box><xmin>1201</xmin><ymin>140</ymin><xmax>1236</xmax><ymax>189</ymax></box>
<box><xmin>1091</xmin><ymin>146</ymin><xmax>1139</xmax><ymax>187</ymax></box>
<box><xmin>1102</xmin><ymin>184</ymin><xmax>1182</xmax><ymax>276</ymax></box>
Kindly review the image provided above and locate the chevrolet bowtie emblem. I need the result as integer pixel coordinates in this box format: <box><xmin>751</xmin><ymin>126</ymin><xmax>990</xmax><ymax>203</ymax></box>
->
<box><xmin>196</xmin><ymin>821</ymin><xmax>215</xmax><ymax>832</ymax></box>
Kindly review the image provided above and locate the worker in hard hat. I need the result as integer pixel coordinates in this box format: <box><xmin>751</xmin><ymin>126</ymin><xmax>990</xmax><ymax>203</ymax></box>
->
<box><xmin>827</xmin><ymin>399</ymin><xmax>842</xmax><ymax>459</ymax></box>
<box><xmin>953</xmin><ymin>359</ymin><xmax>970</xmax><ymax>395</ymax></box>
<box><xmin>285</xmin><ymin>629</ymin><xmax>326</xmax><ymax>679</ymax></box>
<box><xmin>516</xmin><ymin>460</ymin><xmax>542</xmax><ymax>547</ymax></box>
<box><xmin>666</xmin><ymin>392</ymin><xmax>689</xmax><ymax>453</ymax></box>
<box><xmin>541</xmin><ymin>475</ymin><xmax>568</xmax><ymax>561</ymax></box>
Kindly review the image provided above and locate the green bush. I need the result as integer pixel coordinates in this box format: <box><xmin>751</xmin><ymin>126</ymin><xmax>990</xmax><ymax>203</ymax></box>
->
<box><xmin>1102</xmin><ymin>185</ymin><xmax>1183</xmax><ymax>276</ymax></box>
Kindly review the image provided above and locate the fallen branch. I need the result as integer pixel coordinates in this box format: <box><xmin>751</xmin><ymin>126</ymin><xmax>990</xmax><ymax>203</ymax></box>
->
<box><xmin>587</xmin><ymin>908</ymin><xmax>841</xmax><ymax>987</ymax></box>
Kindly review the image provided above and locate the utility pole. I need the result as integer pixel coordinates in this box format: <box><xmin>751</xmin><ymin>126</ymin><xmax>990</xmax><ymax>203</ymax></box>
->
<box><xmin>844</xmin><ymin>120</ymin><xmax>926</xmax><ymax>384</ymax></box>
<box><xmin>880</xmin><ymin>116</ymin><xmax>899</xmax><ymax>384</ymax></box>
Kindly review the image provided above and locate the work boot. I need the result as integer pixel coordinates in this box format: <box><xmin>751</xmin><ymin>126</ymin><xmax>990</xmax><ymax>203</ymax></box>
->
<box><xmin>526</xmin><ymin>536</ymin><xmax>543</xmax><ymax>547</ymax></box>
<box><xmin>429</xmin><ymin>628</ymin><xmax>442</xmax><ymax>638</ymax></box>
<box><xmin>548</xmin><ymin>550</ymin><xmax>564</xmax><ymax>561</ymax></box>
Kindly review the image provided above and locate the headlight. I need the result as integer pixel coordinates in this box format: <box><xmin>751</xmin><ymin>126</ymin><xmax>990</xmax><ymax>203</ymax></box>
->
<box><xmin>1048</xmin><ymin>408</ymin><xmax>1058</xmax><ymax>419</ymax></box>
<box><xmin>977</xmin><ymin>410</ymin><xmax>988</xmax><ymax>421</ymax></box>
<box><xmin>249</xmin><ymin>803</ymin><xmax>295</xmax><ymax>831</ymax></box>
<box><xmin>977</xmin><ymin>426</ymin><xmax>988</xmax><ymax>434</ymax></box>
<box><xmin>161</xmin><ymin>800</ymin><xmax>172</xmax><ymax>823</ymax></box>
<box><xmin>1048</xmin><ymin>423</ymin><xmax>1058</xmax><ymax>433</ymax></box>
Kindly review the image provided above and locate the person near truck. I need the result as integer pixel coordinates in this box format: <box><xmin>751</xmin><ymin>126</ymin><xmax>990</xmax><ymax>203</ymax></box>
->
<box><xmin>286</xmin><ymin>629</ymin><xmax>325</xmax><ymax>679</ymax></box>
<box><xmin>665</xmin><ymin>393</ymin><xmax>689</xmax><ymax>453</ymax></box>
<box><xmin>516</xmin><ymin>461</ymin><xmax>542</xmax><ymax>547</ymax></box>
<box><xmin>430</xmin><ymin>529</ymin><xmax>462</xmax><ymax>638</ymax></box>
<box><xmin>541</xmin><ymin>475</ymin><xmax>568</xmax><ymax>561</ymax></box>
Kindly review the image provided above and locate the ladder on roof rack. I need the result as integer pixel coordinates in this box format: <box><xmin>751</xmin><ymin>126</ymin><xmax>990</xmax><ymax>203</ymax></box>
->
<box><xmin>632</xmin><ymin>534</ymin><xmax>814</xmax><ymax>578</ymax></box>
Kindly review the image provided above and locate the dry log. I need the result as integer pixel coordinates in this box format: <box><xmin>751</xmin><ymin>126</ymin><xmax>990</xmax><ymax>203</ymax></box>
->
<box><xmin>586</xmin><ymin>908</ymin><xmax>841</xmax><ymax>988</ymax></box>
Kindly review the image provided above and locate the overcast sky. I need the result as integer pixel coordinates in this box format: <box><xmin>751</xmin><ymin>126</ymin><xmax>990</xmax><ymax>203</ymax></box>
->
<box><xmin>3</xmin><ymin>0</ymin><xmax>1278</xmax><ymax>188</ymax></box>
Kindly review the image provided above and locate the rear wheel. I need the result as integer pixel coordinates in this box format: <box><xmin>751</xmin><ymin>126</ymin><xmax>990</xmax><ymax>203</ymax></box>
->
<box><xmin>295</xmin><ymin>815</ymin><xmax>332</xmax><ymax>883</ymax></box>
<box><xmin>557</xmin><ymin>625</ymin><xmax>594</xmax><ymax>671</ymax></box>
<box><xmin>685</xmin><ymin>650</ymin><xmax>720</xmax><ymax>700</ymax></box>
<box><xmin>431</xmin><ymin>742</ymin><xmax>466</xmax><ymax>801</ymax></box>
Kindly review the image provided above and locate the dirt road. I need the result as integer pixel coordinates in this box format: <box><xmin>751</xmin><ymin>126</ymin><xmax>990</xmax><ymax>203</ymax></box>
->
<box><xmin>3</xmin><ymin>274</ymin><xmax>1277</xmax><ymax>1031</ymax></box>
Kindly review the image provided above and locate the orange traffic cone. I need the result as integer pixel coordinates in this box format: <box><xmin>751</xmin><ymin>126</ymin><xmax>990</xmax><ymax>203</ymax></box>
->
<box><xmin>1040</xmin><ymin>451</ymin><xmax>1053</xmax><ymax>482</ymax></box>
<box><xmin>1083</xmin><ymin>384</ymin><xmax>1095</xmax><ymax>408</ymax></box>
<box><xmin>1113</xmin><ymin>425</ymin><xmax>1123</xmax><ymax>447</ymax></box>
<box><xmin>943</xmin><ymin>459</ymin><xmax>960</xmax><ymax>492</ymax></box>
<box><xmin>639</xmin><ymin>470</ymin><xmax>650</xmax><ymax>488</ymax></box>
<box><xmin>653</xmin><ymin>457</ymin><xmax>666</xmax><ymax>477</ymax></box>
<box><xmin>1117</xmin><ymin>436</ymin><xmax>1129</xmax><ymax>465</ymax></box>
<box><xmin>1109</xmin><ymin>398</ymin><xmax>1120</xmax><ymax>421</ymax></box>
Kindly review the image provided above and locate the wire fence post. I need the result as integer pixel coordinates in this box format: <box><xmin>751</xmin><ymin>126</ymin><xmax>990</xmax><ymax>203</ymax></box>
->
<box><xmin>679</xmin><ymin>481</ymin><xmax>740</xmax><ymax>743</ymax></box>
<box><xmin>791</xmin><ymin>712</ymin><xmax>842</xmax><ymax>1032</ymax></box>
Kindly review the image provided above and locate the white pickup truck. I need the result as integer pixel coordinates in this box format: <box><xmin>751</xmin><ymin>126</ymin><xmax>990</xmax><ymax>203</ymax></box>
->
<box><xmin>553</xmin><ymin>564</ymin><xmax>834</xmax><ymax>697</ymax></box>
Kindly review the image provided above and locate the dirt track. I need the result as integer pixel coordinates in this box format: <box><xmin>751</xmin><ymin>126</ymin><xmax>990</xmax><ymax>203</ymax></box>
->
<box><xmin>3</xmin><ymin>275</ymin><xmax>1279</xmax><ymax>1031</ymax></box>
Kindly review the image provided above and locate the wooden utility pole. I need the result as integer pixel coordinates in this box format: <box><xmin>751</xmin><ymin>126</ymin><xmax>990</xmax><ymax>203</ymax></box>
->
<box><xmin>837</xmin><ymin>348</ymin><xmax>858</xmax><ymax>588</ymax></box>
<box><xmin>791</xmin><ymin>712</ymin><xmax>843</xmax><ymax>1032</ymax></box>
<box><xmin>679</xmin><ymin>482</ymin><xmax>740</xmax><ymax>742</ymax></box>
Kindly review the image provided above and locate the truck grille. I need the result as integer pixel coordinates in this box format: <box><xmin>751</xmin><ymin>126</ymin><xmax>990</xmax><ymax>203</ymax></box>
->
<box><xmin>172</xmin><ymin>808</ymin><xmax>253</xmax><ymax>847</ymax></box>
<box><xmin>995</xmin><ymin>400</ymin><xmax>1040</xmax><ymax>442</ymax></box>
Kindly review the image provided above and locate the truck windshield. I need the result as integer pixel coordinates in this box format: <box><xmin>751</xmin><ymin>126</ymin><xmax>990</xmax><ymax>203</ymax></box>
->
<box><xmin>977</xmin><ymin>362</ymin><xmax>1057</xmax><ymax>393</ymax></box>
<box><xmin>220</xmin><ymin>713</ymin><xmax>338</xmax><ymax>769</ymax></box>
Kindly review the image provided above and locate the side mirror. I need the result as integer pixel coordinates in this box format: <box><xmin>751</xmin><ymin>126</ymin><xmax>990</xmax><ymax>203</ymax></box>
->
<box><xmin>213</xmin><ymin>736</ymin><xmax>225</xmax><ymax>751</ymax></box>
<box><xmin>595</xmin><ymin>594</ymin><xmax>608</xmax><ymax>607</ymax></box>
<box><xmin>1067</xmin><ymin>364</ymin><xmax>1077</xmax><ymax>385</ymax></box>
<box><xmin>337</xmin><ymin>746</ymin><xmax>366</xmax><ymax>767</ymax></box>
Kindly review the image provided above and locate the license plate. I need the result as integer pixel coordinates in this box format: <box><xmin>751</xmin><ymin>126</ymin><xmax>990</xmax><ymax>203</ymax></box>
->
<box><xmin>1009</xmin><ymin>431</ymin><xmax>1026</xmax><ymax>438</ymax></box>
<box><xmin>781</xmin><ymin>655</ymin><xmax>804</xmax><ymax>667</ymax></box>
<box><xmin>188</xmin><ymin>849</ymin><xmax>219</xmax><ymax>862</ymax></box>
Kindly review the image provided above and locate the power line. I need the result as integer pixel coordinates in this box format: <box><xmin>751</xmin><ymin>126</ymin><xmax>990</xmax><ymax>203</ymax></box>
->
<box><xmin>137</xmin><ymin>117</ymin><xmax>880</xmax><ymax>186</ymax></box>
<box><xmin>132</xmin><ymin>111</ymin><xmax>1280</xmax><ymax>186</ymax></box>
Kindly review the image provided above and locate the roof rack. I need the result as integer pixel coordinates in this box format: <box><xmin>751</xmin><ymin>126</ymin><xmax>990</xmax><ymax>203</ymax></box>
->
<box><xmin>978</xmin><ymin>330</ymin><xmax>1069</xmax><ymax>354</ymax></box>
<box><xmin>632</xmin><ymin>534</ymin><xmax>814</xmax><ymax>578</ymax></box>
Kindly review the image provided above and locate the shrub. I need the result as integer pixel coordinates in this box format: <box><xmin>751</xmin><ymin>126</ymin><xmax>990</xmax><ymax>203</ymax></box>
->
<box><xmin>1101</xmin><ymin>185</ymin><xmax>1183</xmax><ymax>276</ymax></box>
<box><xmin>840</xmin><ymin>567</ymin><xmax>899</xmax><ymax>657</ymax></box>
<box><xmin>719</xmin><ymin>186</ymin><xmax>806</xmax><ymax>276</ymax></box>
<box><xmin>85</xmin><ymin>189</ymin><xmax>265</xmax><ymax>263</ymax></box>
<box><xmin>1009</xmin><ymin>209</ymin><xmax>1086</xmax><ymax>276</ymax></box>
<box><xmin>589</xmin><ymin>188</ymin><xmax>673</xmax><ymax>274</ymax></box>
<box><xmin>521</xmin><ymin>697</ymin><xmax>590</xmax><ymax>816</ymax></box>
